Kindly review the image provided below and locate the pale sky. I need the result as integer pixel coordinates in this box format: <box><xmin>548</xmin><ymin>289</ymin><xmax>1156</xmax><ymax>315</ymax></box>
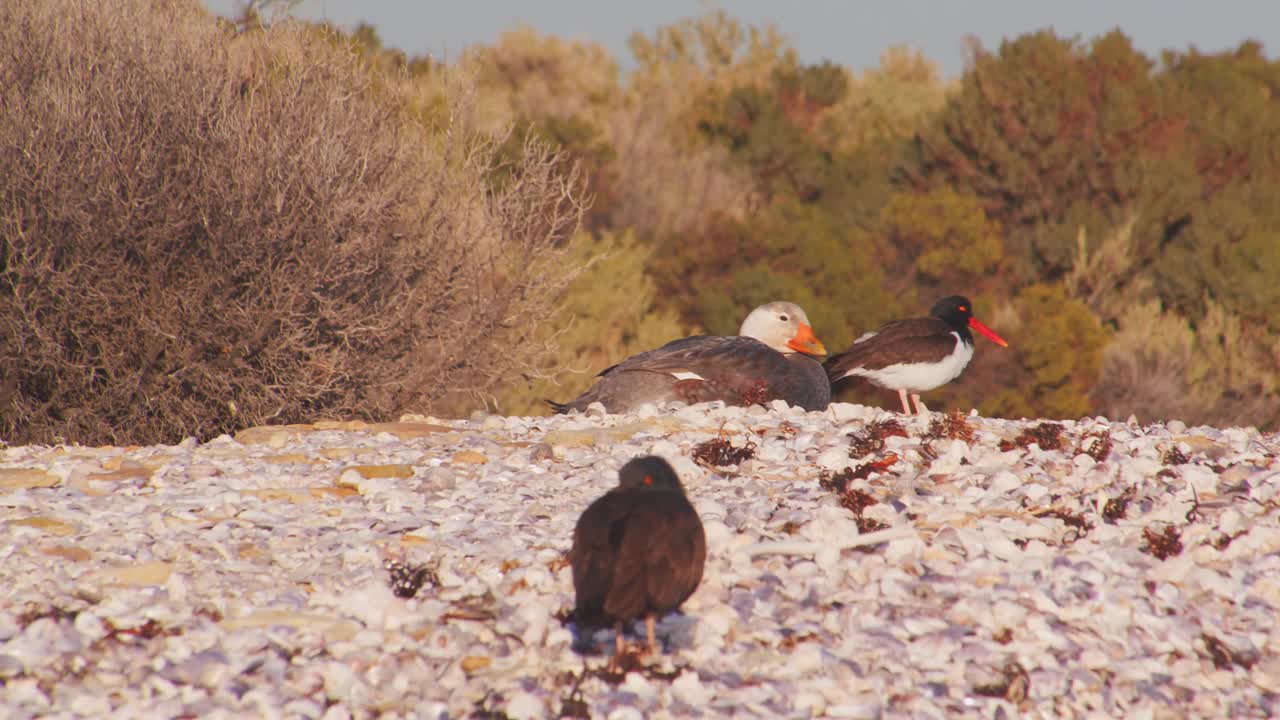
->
<box><xmin>203</xmin><ymin>1</ymin><xmax>1279</xmax><ymax>78</ymax></box>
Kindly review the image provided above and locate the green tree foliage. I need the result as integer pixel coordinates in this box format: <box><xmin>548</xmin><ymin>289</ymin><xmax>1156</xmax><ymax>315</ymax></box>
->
<box><xmin>493</xmin><ymin>231</ymin><xmax>690</xmax><ymax>415</ymax></box>
<box><xmin>627</xmin><ymin>10</ymin><xmax>794</xmax><ymax>101</ymax></box>
<box><xmin>881</xmin><ymin>188</ymin><xmax>1004</xmax><ymax>289</ymax></box>
<box><xmin>892</xmin><ymin>30</ymin><xmax>1280</xmax><ymax>425</ymax></box>
<box><xmin>1148</xmin><ymin>43</ymin><xmax>1280</xmax><ymax>328</ymax></box>
<box><xmin>646</xmin><ymin>42</ymin><xmax>917</xmax><ymax>347</ymax></box>
<box><xmin>984</xmin><ymin>284</ymin><xmax>1110</xmax><ymax>420</ymax></box>
<box><xmin>698</xmin><ymin>62</ymin><xmax>849</xmax><ymax>202</ymax></box>
<box><xmin>463</xmin><ymin>27</ymin><xmax>621</xmax><ymax>128</ymax></box>
<box><xmin>905</xmin><ymin>30</ymin><xmax>1196</xmax><ymax>283</ymax></box>
<box><xmin>685</xmin><ymin>198</ymin><xmax>896</xmax><ymax>350</ymax></box>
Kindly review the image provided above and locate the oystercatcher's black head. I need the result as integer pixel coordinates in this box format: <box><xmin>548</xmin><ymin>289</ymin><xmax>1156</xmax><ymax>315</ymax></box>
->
<box><xmin>930</xmin><ymin>296</ymin><xmax>976</xmax><ymax>326</ymax></box>
<box><xmin>929</xmin><ymin>296</ymin><xmax>1009</xmax><ymax>347</ymax></box>
<box><xmin>617</xmin><ymin>456</ymin><xmax>685</xmax><ymax>492</ymax></box>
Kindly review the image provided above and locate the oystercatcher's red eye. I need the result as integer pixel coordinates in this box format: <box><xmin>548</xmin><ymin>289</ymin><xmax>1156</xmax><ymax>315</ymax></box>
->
<box><xmin>958</xmin><ymin>306</ymin><xmax>967</xmax><ymax>312</ymax></box>
<box><xmin>643</xmin><ymin>475</ymin><xmax>653</xmax><ymax>485</ymax></box>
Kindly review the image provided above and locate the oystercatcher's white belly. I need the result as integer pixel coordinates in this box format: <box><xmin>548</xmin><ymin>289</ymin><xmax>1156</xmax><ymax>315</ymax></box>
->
<box><xmin>849</xmin><ymin>333</ymin><xmax>973</xmax><ymax>392</ymax></box>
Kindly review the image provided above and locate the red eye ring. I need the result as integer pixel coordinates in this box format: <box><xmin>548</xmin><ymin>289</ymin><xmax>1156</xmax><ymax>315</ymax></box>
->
<box><xmin>643</xmin><ymin>476</ymin><xmax>653</xmax><ymax>485</ymax></box>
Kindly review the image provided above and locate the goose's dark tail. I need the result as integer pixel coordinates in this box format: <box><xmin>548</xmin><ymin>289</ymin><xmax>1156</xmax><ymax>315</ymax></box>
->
<box><xmin>545</xmin><ymin>399</ymin><xmax>572</xmax><ymax>414</ymax></box>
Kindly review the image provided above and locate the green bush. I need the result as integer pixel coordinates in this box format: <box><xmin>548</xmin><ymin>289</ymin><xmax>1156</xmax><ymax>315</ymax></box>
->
<box><xmin>492</xmin><ymin>231</ymin><xmax>690</xmax><ymax>415</ymax></box>
<box><xmin>881</xmin><ymin>188</ymin><xmax>1004</xmax><ymax>288</ymax></box>
<box><xmin>984</xmin><ymin>284</ymin><xmax>1110</xmax><ymax>420</ymax></box>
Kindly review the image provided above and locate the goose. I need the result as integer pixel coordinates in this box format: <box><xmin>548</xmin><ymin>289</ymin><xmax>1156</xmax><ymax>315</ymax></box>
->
<box><xmin>549</xmin><ymin>301</ymin><xmax>830</xmax><ymax>413</ymax></box>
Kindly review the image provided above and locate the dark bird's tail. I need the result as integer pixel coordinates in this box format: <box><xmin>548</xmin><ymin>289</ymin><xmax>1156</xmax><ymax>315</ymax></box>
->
<box><xmin>545</xmin><ymin>398</ymin><xmax>572</xmax><ymax>414</ymax></box>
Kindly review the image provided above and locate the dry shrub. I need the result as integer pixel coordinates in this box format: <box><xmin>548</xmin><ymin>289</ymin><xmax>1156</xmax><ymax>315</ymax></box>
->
<box><xmin>604</xmin><ymin>98</ymin><xmax>756</xmax><ymax>242</ymax></box>
<box><xmin>0</xmin><ymin>0</ymin><xmax>583</xmax><ymax>445</ymax></box>
<box><xmin>442</xmin><ymin>21</ymin><xmax>756</xmax><ymax>246</ymax></box>
<box><xmin>607</xmin><ymin>12</ymin><xmax>776</xmax><ymax>239</ymax></box>
<box><xmin>1065</xmin><ymin>216</ymin><xmax>1279</xmax><ymax>429</ymax></box>
<box><xmin>460</xmin><ymin>27</ymin><xmax>621</xmax><ymax>130</ymax></box>
<box><xmin>1063</xmin><ymin>214</ymin><xmax>1147</xmax><ymax>314</ymax></box>
<box><xmin>1092</xmin><ymin>299</ymin><xmax>1279</xmax><ymax>429</ymax></box>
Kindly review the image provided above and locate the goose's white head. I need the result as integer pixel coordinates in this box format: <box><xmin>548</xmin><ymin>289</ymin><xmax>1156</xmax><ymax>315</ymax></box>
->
<box><xmin>738</xmin><ymin>301</ymin><xmax>827</xmax><ymax>356</ymax></box>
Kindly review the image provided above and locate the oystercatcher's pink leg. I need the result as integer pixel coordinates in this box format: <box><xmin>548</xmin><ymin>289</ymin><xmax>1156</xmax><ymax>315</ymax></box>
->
<box><xmin>645</xmin><ymin>614</ymin><xmax>658</xmax><ymax>654</ymax></box>
<box><xmin>897</xmin><ymin>388</ymin><xmax>912</xmax><ymax>415</ymax></box>
<box><xmin>911</xmin><ymin>394</ymin><xmax>929</xmax><ymax>418</ymax></box>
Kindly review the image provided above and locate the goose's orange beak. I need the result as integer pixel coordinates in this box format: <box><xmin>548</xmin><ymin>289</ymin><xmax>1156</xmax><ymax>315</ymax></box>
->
<box><xmin>968</xmin><ymin>317</ymin><xmax>1008</xmax><ymax>347</ymax></box>
<box><xmin>786</xmin><ymin>323</ymin><xmax>828</xmax><ymax>356</ymax></box>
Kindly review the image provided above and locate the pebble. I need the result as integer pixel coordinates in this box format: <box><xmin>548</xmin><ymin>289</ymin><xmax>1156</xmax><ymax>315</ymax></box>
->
<box><xmin>0</xmin><ymin>405</ymin><xmax>1274</xmax><ymax>717</ymax></box>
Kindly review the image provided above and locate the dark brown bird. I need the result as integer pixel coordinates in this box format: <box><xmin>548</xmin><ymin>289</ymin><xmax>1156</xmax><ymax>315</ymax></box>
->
<box><xmin>825</xmin><ymin>295</ymin><xmax>1008</xmax><ymax>416</ymax></box>
<box><xmin>569</xmin><ymin>456</ymin><xmax>707</xmax><ymax>657</ymax></box>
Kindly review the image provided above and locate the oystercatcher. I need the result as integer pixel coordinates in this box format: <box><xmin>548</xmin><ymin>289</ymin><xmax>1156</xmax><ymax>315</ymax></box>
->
<box><xmin>569</xmin><ymin>456</ymin><xmax>706</xmax><ymax>657</ymax></box>
<box><xmin>548</xmin><ymin>301</ymin><xmax>830</xmax><ymax>413</ymax></box>
<box><xmin>825</xmin><ymin>295</ymin><xmax>1008</xmax><ymax>416</ymax></box>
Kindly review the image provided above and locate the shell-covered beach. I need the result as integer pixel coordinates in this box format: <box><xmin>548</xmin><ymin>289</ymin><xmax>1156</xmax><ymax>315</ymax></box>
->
<box><xmin>2</xmin><ymin>402</ymin><xmax>1278</xmax><ymax>718</ymax></box>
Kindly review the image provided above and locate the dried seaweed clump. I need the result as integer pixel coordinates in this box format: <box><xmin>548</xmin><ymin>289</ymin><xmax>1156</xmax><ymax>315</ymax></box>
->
<box><xmin>1200</xmin><ymin>633</ymin><xmax>1259</xmax><ymax>671</ymax></box>
<box><xmin>847</xmin><ymin>419</ymin><xmax>909</xmax><ymax>458</ymax></box>
<box><xmin>1140</xmin><ymin>524</ymin><xmax>1183</xmax><ymax>560</ymax></box>
<box><xmin>385</xmin><ymin>559</ymin><xmax>439</xmax><ymax>599</ymax></box>
<box><xmin>971</xmin><ymin>661</ymin><xmax>1030</xmax><ymax>703</ymax></box>
<box><xmin>554</xmin><ymin>671</ymin><xmax>591</xmax><ymax>718</ymax></box>
<box><xmin>1101</xmin><ymin>488</ymin><xmax>1135</xmax><ymax>523</ymax></box>
<box><xmin>1161</xmin><ymin>445</ymin><xmax>1191</xmax><ymax>465</ymax></box>
<box><xmin>818</xmin><ymin>457</ymin><xmax>898</xmax><ymax>536</ymax></box>
<box><xmin>842</xmin><ymin>490</ymin><xmax>890</xmax><ymax>534</ymax></box>
<box><xmin>818</xmin><ymin>455</ymin><xmax>899</xmax><ymax>493</ymax></box>
<box><xmin>1076</xmin><ymin>430</ymin><xmax>1113</xmax><ymax>462</ymax></box>
<box><xmin>1031</xmin><ymin>507</ymin><xmax>1093</xmax><ymax>543</ymax></box>
<box><xmin>570</xmin><ymin>648</ymin><xmax>684</xmax><ymax>686</ymax></box>
<box><xmin>818</xmin><ymin>467</ymin><xmax>855</xmax><ymax>493</ymax></box>
<box><xmin>925</xmin><ymin>410</ymin><xmax>976</xmax><ymax>442</ymax></box>
<box><xmin>692</xmin><ymin>438</ymin><xmax>756</xmax><ymax>467</ymax></box>
<box><xmin>999</xmin><ymin>422</ymin><xmax>1064</xmax><ymax>452</ymax></box>
<box><xmin>738</xmin><ymin>380</ymin><xmax>773</xmax><ymax>407</ymax></box>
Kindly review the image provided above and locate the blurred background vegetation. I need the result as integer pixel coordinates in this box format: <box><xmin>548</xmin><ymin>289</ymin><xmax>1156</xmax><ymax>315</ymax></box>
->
<box><xmin>2</xmin><ymin>1</ymin><xmax>1277</xmax><ymax>444</ymax></box>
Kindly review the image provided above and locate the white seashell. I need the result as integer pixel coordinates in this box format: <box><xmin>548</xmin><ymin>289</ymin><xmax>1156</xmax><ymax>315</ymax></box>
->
<box><xmin>670</xmin><ymin>671</ymin><xmax>713</xmax><ymax>705</ymax></box>
<box><xmin>504</xmin><ymin>691</ymin><xmax>546</xmax><ymax>720</ymax></box>
<box><xmin>755</xmin><ymin>441</ymin><xmax>789</xmax><ymax>463</ymax></box>
<box><xmin>825</xmin><ymin>698</ymin><xmax>884</xmax><ymax>718</ymax></box>
<box><xmin>826</xmin><ymin>403</ymin><xmax>868</xmax><ymax>423</ymax></box>
<box><xmin>1021</xmin><ymin>482</ymin><xmax>1049</xmax><ymax>503</ymax></box>
<box><xmin>321</xmin><ymin>661</ymin><xmax>359</xmax><ymax>702</ymax></box>
<box><xmin>815</xmin><ymin>447</ymin><xmax>852</xmax><ymax>471</ymax></box>
<box><xmin>990</xmin><ymin>600</ymin><xmax>1027</xmax><ymax>629</ymax></box>
<box><xmin>983</xmin><ymin>470</ymin><xmax>1020</xmax><ymax>494</ymax></box>
<box><xmin>1180</xmin><ymin>463</ymin><xmax>1220</xmax><ymax>495</ymax></box>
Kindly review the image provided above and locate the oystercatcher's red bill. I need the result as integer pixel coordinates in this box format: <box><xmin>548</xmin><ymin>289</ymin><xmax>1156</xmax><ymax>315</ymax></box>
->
<box><xmin>968</xmin><ymin>317</ymin><xmax>1009</xmax><ymax>347</ymax></box>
